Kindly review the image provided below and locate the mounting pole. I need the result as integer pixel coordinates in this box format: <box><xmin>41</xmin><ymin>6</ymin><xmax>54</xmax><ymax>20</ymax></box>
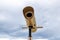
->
<box><xmin>28</xmin><ymin>26</ymin><xmax>32</xmax><ymax>40</ymax></box>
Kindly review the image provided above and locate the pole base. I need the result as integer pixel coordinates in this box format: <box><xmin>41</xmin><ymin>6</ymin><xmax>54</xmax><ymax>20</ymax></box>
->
<box><xmin>29</xmin><ymin>37</ymin><xmax>32</xmax><ymax>40</ymax></box>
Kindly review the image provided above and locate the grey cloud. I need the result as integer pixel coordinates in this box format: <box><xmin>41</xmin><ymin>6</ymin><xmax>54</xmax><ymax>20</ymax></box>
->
<box><xmin>0</xmin><ymin>0</ymin><xmax>60</xmax><ymax>40</ymax></box>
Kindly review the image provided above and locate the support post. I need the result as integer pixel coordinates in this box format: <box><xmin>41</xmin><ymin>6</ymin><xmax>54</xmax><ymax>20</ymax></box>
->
<box><xmin>29</xmin><ymin>26</ymin><xmax>32</xmax><ymax>40</ymax></box>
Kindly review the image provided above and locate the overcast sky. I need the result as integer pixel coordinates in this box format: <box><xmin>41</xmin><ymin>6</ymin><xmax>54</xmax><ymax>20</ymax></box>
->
<box><xmin>0</xmin><ymin>0</ymin><xmax>60</xmax><ymax>40</ymax></box>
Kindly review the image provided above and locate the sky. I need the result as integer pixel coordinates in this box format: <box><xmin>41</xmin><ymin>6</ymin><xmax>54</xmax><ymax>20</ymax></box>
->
<box><xmin>0</xmin><ymin>0</ymin><xmax>60</xmax><ymax>40</ymax></box>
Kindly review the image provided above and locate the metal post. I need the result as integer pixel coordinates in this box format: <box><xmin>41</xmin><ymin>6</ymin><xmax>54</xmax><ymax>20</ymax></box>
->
<box><xmin>29</xmin><ymin>26</ymin><xmax>32</xmax><ymax>40</ymax></box>
<box><xmin>29</xmin><ymin>37</ymin><xmax>32</xmax><ymax>40</ymax></box>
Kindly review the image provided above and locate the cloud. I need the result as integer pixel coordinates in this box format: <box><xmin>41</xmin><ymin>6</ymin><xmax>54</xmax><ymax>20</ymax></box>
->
<box><xmin>0</xmin><ymin>38</ymin><xmax>48</xmax><ymax>40</ymax></box>
<box><xmin>0</xmin><ymin>0</ymin><xmax>60</xmax><ymax>40</ymax></box>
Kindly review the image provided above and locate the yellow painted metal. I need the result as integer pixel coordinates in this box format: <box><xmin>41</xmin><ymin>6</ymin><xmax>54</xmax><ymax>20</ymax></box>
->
<box><xmin>23</xmin><ymin>6</ymin><xmax>37</xmax><ymax>32</ymax></box>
